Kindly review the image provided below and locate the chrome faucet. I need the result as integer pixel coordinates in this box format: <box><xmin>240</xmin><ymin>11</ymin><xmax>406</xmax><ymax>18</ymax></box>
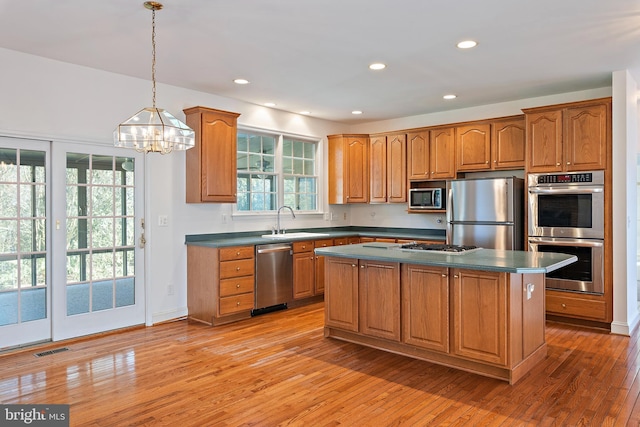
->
<box><xmin>276</xmin><ymin>206</ymin><xmax>295</xmax><ymax>234</ymax></box>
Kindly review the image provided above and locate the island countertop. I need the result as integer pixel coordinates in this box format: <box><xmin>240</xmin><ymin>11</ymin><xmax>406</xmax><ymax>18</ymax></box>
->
<box><xmin>314</xmin><ymin>242</ymin><xmax>577</xmax><ymax>274</ymax></box>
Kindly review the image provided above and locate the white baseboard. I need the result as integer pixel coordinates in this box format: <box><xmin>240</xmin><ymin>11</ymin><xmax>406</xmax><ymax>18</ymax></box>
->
<box><xmin>151</xmin><ymin>306</ymin><xmax>188</xmax><ymax>325</ymax></box>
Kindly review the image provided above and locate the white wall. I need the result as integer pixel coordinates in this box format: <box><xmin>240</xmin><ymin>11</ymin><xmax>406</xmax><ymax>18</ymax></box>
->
<box><xmin>1</xmin><ymin>47</ymin><xmax>635</xmax><ymax>332</ymax></box>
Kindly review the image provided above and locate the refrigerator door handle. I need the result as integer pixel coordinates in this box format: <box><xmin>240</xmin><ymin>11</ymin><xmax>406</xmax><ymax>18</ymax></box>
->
<box><xmin>446</xmin><ymin>187</ymin><xmax>453</xmax><ymax>244</ymax></box>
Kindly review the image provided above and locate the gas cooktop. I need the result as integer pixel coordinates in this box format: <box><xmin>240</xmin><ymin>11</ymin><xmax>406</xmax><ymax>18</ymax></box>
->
<box><xmin>398</xmin><ymin>243</ymin><xmax>481</xmax><ymax>254</ymax></box>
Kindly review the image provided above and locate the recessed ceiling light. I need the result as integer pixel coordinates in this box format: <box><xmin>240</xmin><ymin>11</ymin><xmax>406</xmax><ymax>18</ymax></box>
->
<box><xmin>233</xmin><ymin>78</ymin><xmax>250</xmax><ymax>85</ymax></box>
<box><xmin>456</xmin><ymin>40</ymin><xmax>477</xmax><ymax>49</ymax></box>
<box><xmin>300</xmin><ymin>111</ymin><xmax>311</xmax><ymax>115</ymax></box>
<box><xmin>443</xmin><ymin>94</ymin><xmax>457</xmax><ymax>100</ymax></box>
<box><xmin>352</xmin><ymin>110</ymin><xmax>363</xmax><ymax>115</ymax></box>
<box><xmin>264</xmin><ymin>102</ymin><xmax>276</xmax><ymax>107</ymax></box>
<box><xmin>369</xmin><ymin>63</ymin><xmax>386</xmax><ymax>70</ymax></box>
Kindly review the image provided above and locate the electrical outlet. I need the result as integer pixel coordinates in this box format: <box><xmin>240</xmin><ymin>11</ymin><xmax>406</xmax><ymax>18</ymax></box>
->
<box><xmin>343</xmin><ymin>212</ymin><xmax>347</xmax><ymax>220</ymax></box>
<box><xmin>158</xmin><ymin>215</ymin><xmax>168</xmax><ymax>227</ymax></box>
<box><xmin>167</xmin><ymin>284</ymin><xmax>175</xmax><ymax>296</ymax></box>
<box><xmin>222</xmin><ymin>213</ymin><xmax>227</xmax><ymax>223</ymax></box>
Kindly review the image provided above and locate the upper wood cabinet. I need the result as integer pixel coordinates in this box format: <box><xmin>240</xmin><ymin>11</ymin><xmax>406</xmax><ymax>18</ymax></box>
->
<box><xmin>407</xmin><ymin>127</ymin><xmax>456</xmax><ymax>180</ymax></box>
<box><xmin>456</xmin><ymin>117</ymin><xmax>525</xmax><ymax>172</ymax></box>
<box><xmin>524</xmin><ymin>98</ymin><xmax>610</xmax><ymax>173</ymax></box>
<box><xmin>370</xmin><ymin>133</ymin><xmax>407</xmax><ymax>203</ymax></box>
<box><xmin>184</xmin><ymin>106</ymin><xmax>241</xmax><ymax>203</ymax></box>
<box><xmin>328</xmin><ymin>134</ymin><xmax>369</xmax><ymax>204</ymax></box>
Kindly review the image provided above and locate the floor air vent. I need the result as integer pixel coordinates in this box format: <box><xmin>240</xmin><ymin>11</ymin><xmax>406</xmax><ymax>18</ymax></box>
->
<box><xmin>34</xmin><ymin>347</ymin><xmax>69</xmax><ymax>357</ymax></box>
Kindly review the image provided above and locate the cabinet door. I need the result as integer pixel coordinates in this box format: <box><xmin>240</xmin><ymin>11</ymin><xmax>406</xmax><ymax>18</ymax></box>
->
<box><xmin>345</xmin><ymin>136</ymin><xmax>369</xmax><ymax>203</ymax></box>
<box><xmin>401</xmin><ymin>265</ymin><xmax>449</xmax><ymax>352</ymax></box>
<box><xmin>456</xmin><ymin>124</ymin><xmax>491</xmax><ymax>171</ymax></box>
<box><xmin>324</xmin><ymin>257</ymin><xmax>359</xmax><ymax>331</ymax></box>
<box><xmin>430</xmin><ymin>127</ymin><xmax>456</xmax><ymax>179</ymax></box>
<box><xmin>387</xmin><ymin>134</ymin><xmax>407</xmax><ymax>203</ymax></box>
<box><xmin>369</xmin><ymin>135</ymin><xmax>387</xmax><ymax>203</ymax></box>
<box><xmin>359</xmin><ymin>261</ymin><xmax>400</xmax><ymax>341</ymax></box>
<box><xmin>526</xmin><ymin>110</ymin><xmax>563</xmax><ymax>172</ymax></box>
<box><xmin>314</xmin><ymin>239</ymin><xmax>334</xmax><ymax>295</ymax></box>
<box><xmin>293</xmin><ymin>251</ymin><xmax>315</xmax><ymax>299</ymax></box>
<box><xmin>451</xmin><ymin>269</ymin><xmax>507</xmax><ymax>366</ymax></box>
<box><xmin>492</xmin><ymin>118</ymin><xmax>525</xmax><ymax>170</ymax></box>
<box><xmin>407</xmin><ymin>131</ymin><xmax>430</xmax><ymax>180</ymax></box>
<box><xmin>564</xmin><ymin>103</ymin><xmax>608</xmax><ymax>171</ymax></box>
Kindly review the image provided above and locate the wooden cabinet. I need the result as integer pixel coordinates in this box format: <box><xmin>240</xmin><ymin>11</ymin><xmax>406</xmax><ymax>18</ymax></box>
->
<box><xmin>456</xmin><ymin>117</ymin><xmax>525</xmax><ymax>172</ymax></box>
<box><xmin>545</xmin><ymin>289</ymin><xmax>607</xmax><ymax>322</ymax></box>
<box><xmin>184</xmin><ymin>106</ymin><xmax>240</xmax><ymax>203</ymax></box>
<box><xmin>359</xmin><ymin>260</ymin><xmax>401</xmax><ymax>341</ymax></box>
<box><xmin>401</xmin><ymin>264</ymin><xmax>449</xmax><ymax>353</ymax></box>
<box><xmin>407</xmin><ymin>128</ymin><xmax>456</xmax><ymax>180</ymax></box>
<box><xmin>451</xmin><ymin>269</ymin><xmax>507</xmax><ymax>366</ymax></box>
<box><xmin>313</xmin><ymin>239</ymin><xmax>334</xmax><ymax>295</ymax></box>
<box><xmin>524</xmin><ymin>98</ymin><xmax>610</xmax><ymax>172</ymax></box>
<box><xmin>370</xmin><ymin>133</ymin><xmax>407</xmax><ymax>203</ymax></box>
<box><xmin>293</xmin><ymin>241</ymin><xmax>315</xmax><ymax>299</ymax></box>
<box><xmin>492</xmin><ymin>117</ymin><xmax>526</xmax><ymax>169</ymax></box>
<box><xmin>187</xmin><ymin>245</ymin><xmax>254</xmax><ymax>325</ymax></box>
<box><xmin>456</xmin><ymin>123</ymin><xmax>491</xmax><ymax>171</ymax></box>
<box><xmin>328</xmin><ymin>134</ymin><xmax>369</xmax><ymax>204</ymax></box>
<box><xmin>324</xmin><ymin>257</ymin><xmax>359</xmax><ymax>332</ymax></box>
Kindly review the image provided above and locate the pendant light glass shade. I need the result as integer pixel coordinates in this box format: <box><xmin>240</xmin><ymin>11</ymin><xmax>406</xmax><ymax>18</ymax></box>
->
<box><xmin>114</xmin><ymin>2</ymin><xmax>195</xmax><ymax>154</ymax></box>
<box><xmin>114</xmin><ymin>107</ymin><xmax>195</xmax><ymax>154</ymax></box>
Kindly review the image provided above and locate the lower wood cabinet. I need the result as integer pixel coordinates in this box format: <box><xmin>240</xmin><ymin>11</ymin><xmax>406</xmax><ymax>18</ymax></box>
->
<box><xmin>359</xmin><ymin>260</ymin><xmax>400</xmax><ymax>341</ymax></box>
<box><xmin>187</xmin><ymin>245</ymin><xmax>255</xmax><ymax>325</ymax></box>
<box><xmin>293</xmin><ymin>241</ymin><xmax>315</xmax><ymax>299</ymax></box>
<box><xmin>451</xmin><ymin>269</ymin><xmax>507</xmax><ymax>366</ymax></box>
<box><xmin>323</xmin><ymin>258</ymin><xmax>547</xmax><ymax>384</ymax></box>
<box><xmin>401</xmin><ymin>264</ymin><xmax>449</xmax><ymax>353</ymax></box>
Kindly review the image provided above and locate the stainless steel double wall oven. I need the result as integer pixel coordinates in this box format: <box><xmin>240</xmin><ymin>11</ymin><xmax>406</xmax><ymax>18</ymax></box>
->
<box><xmin>528</xmin><ymin>170</ymin><xmax>604</xmax><ymax>294</ymax></box>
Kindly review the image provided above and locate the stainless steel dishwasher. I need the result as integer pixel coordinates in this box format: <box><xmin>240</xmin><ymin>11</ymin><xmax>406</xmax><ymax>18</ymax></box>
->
<box><xmin>253</xmin><ymin>243</ymin><xmax>293</xmax><ymax>315</ymax></box>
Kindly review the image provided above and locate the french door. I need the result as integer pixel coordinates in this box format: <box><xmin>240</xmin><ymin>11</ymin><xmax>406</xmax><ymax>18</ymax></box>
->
<box><xmin>0</xmin><ymin>137</ymin><xmax>145</xmax><ymax>349</ymax></box>
<box><xmin>51</xmin><ymin>142</ymin><xmax>145</xmax><ymax>341</ymax></box>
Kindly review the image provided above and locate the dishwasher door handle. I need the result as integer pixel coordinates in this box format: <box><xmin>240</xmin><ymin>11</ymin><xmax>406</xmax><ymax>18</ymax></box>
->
<box><xmin>256</xmin><ymin>245</ymin><xmax>292</xmax><ymax>254</ymax></box>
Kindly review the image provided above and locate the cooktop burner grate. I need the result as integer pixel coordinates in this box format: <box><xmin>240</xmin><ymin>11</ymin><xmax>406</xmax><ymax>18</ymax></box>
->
<box><xmin>399</xmin><ymin>243</ymin><xmax>480</xmax><ymax>253</ymax></box>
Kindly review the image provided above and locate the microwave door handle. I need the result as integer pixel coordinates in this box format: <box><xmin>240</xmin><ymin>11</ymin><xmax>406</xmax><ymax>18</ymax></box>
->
<box><xmin>528</xmin><ymin>187</ymin><xmax>603</xmax><ymax>194</ymax></box>
<box><xmin>529</xmin><ymin>237</ymin><xmax>603</xmax><ymax>248</ymax></box>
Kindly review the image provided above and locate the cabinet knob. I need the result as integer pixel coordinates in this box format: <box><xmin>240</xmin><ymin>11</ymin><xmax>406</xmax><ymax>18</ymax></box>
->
<box><xmin>485</xmin><ymin>160</ymin><xmax>489</xmax><ymax>164</ymax></box>
<box><xmin>237</xmin><ymin>301</ymin><xmax>241</xmax><ymax>306</ymax></box>
<box><xmin>351</xmin><ymin>264</ymin><xmax>357</xmax><ymax>267</ymax></box>
<box><xmin>493</xmin><ymin>160</ymin><xmax>497</xmax><ymax>163</ymax></box>
<box><xmin>441</xmin><ymin>274</ymin><xmax>447</xmax><ymax>278</ymax></box>
<box><xmin>236</xmin><ymin>284</ymin><xmax>240</xmax><ymax>288</ymax></box>
<box><xmin>236</xmin><ymin>251</ymin><xmax>240</xmax><ymax>256</ymax></box>
<box><xmin>556</xmin><ymin>162</ymin><xmax>561</xmax><ymax>166</ymax></box>
<box><xmin>431</xmin><ymin>171</ymin><xmax>434</xmax><ymax>175</ymax></box>
<box><xmin>236</xmin><ymin>267</ymin><xmax>241</xmax><ymax>271</ymax></box>
<box><xmin>562</xmin><ymin>303</ymin><xmax>567</xmax><ymax>308</ymax></box>
<box><xmin>453</xmin><ymin>274</ymin><xmax>459</xmax><ymax>278</ymax></box>
<box><xmin>566</xmin><ymin>162</ymin><xmax>571</xmax><ymax>165</ymax></box>
<box><xmin>302</xmin><ymin>245</ymin><xmax>306</xmax><ymax>249</ymax></box>
<box><xmin>310</xmin><ymin>256</ymin><xmax>314</xmax><ymax>260</ymax></box>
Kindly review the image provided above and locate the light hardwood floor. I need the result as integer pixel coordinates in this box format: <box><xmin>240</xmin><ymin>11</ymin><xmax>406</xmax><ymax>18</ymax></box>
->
<box><xmin>1</xmin><ymin>302</ymin><xmax>639</xmax><ymax>426</ymax></box>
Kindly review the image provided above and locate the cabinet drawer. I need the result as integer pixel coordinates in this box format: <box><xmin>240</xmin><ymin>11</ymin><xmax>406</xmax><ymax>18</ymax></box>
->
<box><xmin>546</xmin><ymin>294</ymin><xmax>606</xmax><ymax>321</ymax></box>
<box><xmin>219</xmin><ymin>292</ymin><xmax>254</xmax><ymax>315</ymax></box>
<box><xmin>220</xmin><ymin>258</ymin><xmax>255</xmax><ymax>279</ymax></box>
<box><xmin>293</xmin><ymin>241</ymin><xmax>314</xmax><ymax>253</ymax></box>
<box><xmin>334</xmin><ymin>237</ymin><xmax>348</xmax><ymax>246</ymax></box>
<box><xmin>220</xmin><ymin>246</ymin><xmax>254</xmax><ymax>261</ymax></box>
<box><xmin>314</xmin><ymin>239</ymin><xmax>334</xmax><ymax>248</ymax></box>
<box><xmin>220</xmin><ymin>276</ymin><xmax>255</xmax><ymax>297</ymax></box>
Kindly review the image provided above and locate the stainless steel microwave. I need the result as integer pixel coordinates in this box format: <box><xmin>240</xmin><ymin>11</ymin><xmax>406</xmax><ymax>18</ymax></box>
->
<box><xmin>409</xmin><ymin>188</ymin><xmax>444</xmax><ymax>210</ymax></box>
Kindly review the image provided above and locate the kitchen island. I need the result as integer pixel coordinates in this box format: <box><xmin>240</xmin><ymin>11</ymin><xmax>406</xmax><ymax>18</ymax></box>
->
<box><xmin>314</xmin><ymin>243</ymin><xmax>576</xmax><ymax>384</ymax></box>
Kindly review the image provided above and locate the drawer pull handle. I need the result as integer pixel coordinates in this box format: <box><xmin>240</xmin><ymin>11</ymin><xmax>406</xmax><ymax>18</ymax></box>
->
<box><xmin>236</xmin><ymin>251</ymin><xmax>241</xmax><ymax>256</ymax></box>
<box><xmin>237</xmin><ymin>301</ymin><xmax>241</xmax><ymax>306</ymax></box>
<box><xmin>236</xmin><ymin>284</ymin><xmax>240</xmax><ymax>288</ymax></box>
<box><xmin>236</xmin><ymin>267</ymin><xmax>241</xmax><ymax>271</ymax></box>
<box><xmin>562</xmin><ymin>303</ymin><xmax>566</xmax><ymax>308</ymax></box>
<box><xmin>441</xmin><ymin>274</ymin><xmax>447</xmax><ymax>278</ymax></box>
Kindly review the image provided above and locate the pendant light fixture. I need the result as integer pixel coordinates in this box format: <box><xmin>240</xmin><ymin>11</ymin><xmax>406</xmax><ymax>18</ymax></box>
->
<box><xmin>114</xmin><ymin>1</ymin><xmax>195</xmax><ymax>154</ymax></box>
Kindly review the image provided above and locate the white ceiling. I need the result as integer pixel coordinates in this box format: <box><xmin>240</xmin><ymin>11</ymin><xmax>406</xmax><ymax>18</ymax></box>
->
<box><xmin>1</xmin><ymin>0</ymin><xmax>639</xmax><ymax>124</ymax></box>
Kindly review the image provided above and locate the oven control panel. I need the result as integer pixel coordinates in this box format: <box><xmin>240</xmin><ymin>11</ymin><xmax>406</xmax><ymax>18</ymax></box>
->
<box><xmin>536</xmin><ymin>172</ymin><xmax>592</xmax><ymax>184</ymax></box>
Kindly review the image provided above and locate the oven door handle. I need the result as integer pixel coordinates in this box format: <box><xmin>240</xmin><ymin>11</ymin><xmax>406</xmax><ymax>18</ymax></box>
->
<box><xmin>528</xmin><ymin>237</ymin><xmax>603</xmax><ymax>248</ymax></box>
<box><xmin>528</xmin><ymin>187</ymin><xmax>603</xmax><ymax>194</ymax></box>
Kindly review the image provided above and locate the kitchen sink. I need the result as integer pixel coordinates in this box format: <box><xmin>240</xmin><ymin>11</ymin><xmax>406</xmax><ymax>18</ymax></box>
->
<box><xmin>261</xmin><ymin>232</ymin><xmax>330</xmax><ymax>239</ymax></box>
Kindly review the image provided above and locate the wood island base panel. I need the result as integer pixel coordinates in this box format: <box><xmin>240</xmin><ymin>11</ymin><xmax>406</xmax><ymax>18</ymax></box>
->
<box><xmin>316</xmin><ymin>245</ymin><xmax>576</xmax><ymax>385</ymax></box>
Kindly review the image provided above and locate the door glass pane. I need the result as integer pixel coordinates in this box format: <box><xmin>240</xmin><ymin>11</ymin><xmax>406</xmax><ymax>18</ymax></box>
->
<box><xmin>66</xmin><ymin>153</ymin><xmax>136</xmax><ymax>316</ymax></box>
<box><xmin>0</xmin><ymin>148</ymin><xmax>47</xmax><ymax>327</ymax></box>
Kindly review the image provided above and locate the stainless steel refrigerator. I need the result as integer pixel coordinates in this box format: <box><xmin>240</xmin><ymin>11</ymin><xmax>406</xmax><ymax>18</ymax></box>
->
<box><xmin>446</xmin><ymin>176</ymin><xmax>524</xmax><ymax>250</ymax></box>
